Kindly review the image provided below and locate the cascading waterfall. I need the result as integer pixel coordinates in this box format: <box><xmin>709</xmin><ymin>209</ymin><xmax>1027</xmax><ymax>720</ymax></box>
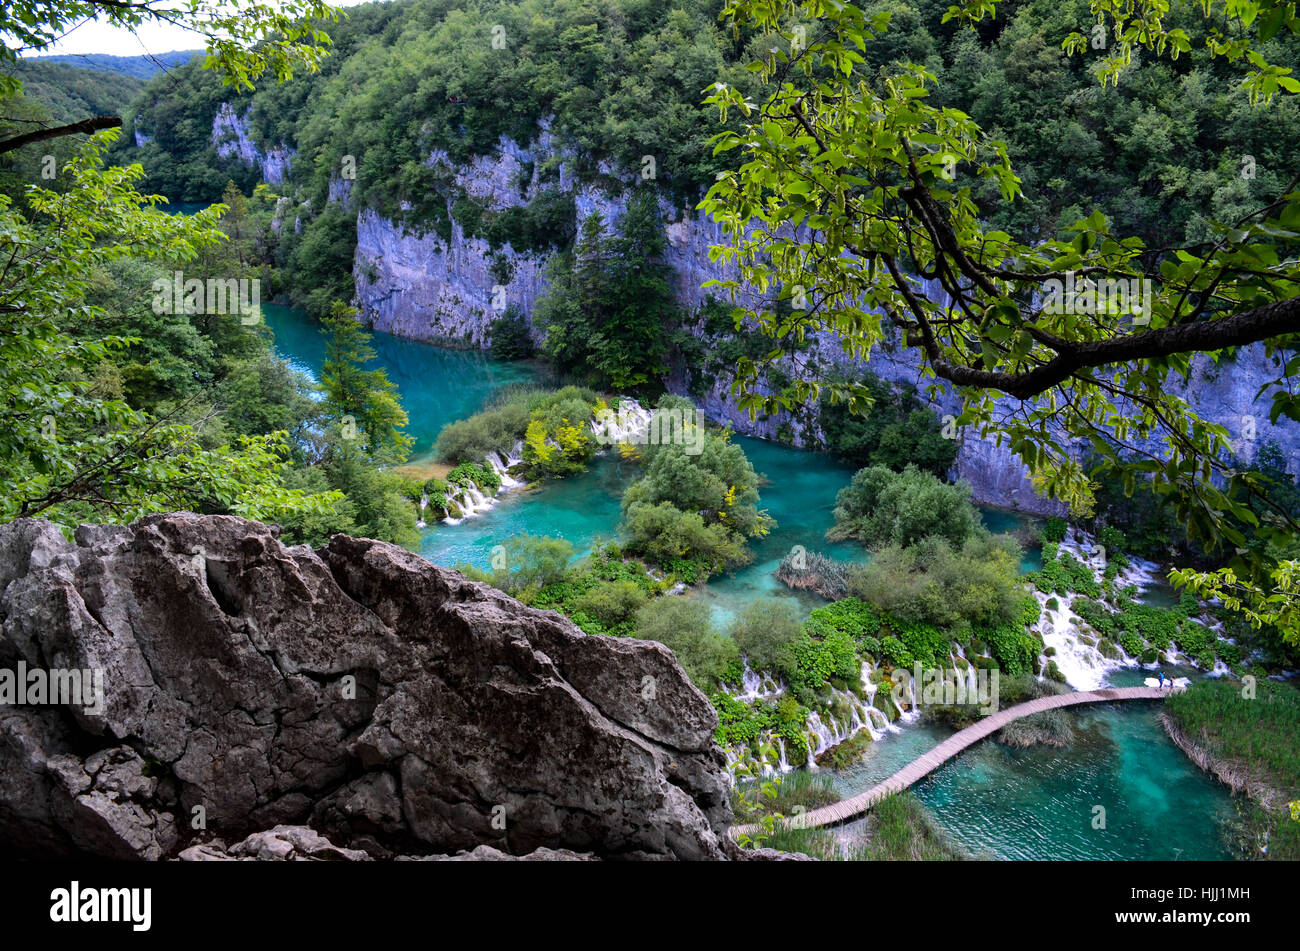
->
<box><xmin>1033</xmin><ymin>591</ymin><xmax>1124</xmax><ymax>690</ymax></box>
<box><xmin>1036</xmin><ymin>529</ymin><xmax>1139</xmax><ymax>688</ymax></box>
<box><xmin>416</xmin><ymin>494</ymin><xmax>428</xmax><ymax>529</ymax></box>
<box><xmin>590</xmin><ymin>399</ymin><xmax>653</xmax><ymax>447</ymax></box>
<box><xmin>728</xmin><ymin>660</ymin><xmax>901</xmax><ymax>780</ymax></box>
<box><xmin>485</xmin><ymin>441</ymin><xmax>525</xmax><ymax>489</ymax></box>
<box><xmin>441</xmin><ymin>441</ymin><xmax>526</xmax><ymax>525</ymax></box>
<box><xmin>736</xmin><ymin>664</ymin><xmax>783</xmax><ymax>702</ymax></box>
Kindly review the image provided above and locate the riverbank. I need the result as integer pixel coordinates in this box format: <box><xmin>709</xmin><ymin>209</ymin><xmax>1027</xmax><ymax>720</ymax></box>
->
<box><xmin>1160</xmin><ymin>679</ymin><xmax>1300</xmax><ymax>860</ymax></box>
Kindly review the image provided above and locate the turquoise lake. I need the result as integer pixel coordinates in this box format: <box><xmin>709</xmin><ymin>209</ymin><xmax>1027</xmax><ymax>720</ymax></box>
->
<box><xmin>262</xmin><ymin>302</ymin><xmax>1238</xmax><ymax>861</ymax></box>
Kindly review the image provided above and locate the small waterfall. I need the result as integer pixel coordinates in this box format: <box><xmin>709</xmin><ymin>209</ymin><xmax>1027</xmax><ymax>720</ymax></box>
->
<box><xmin>1033</xmin><ymin>528</ymin><xmax>1143</xmax><ymax>688</ymax></box>
<box><xmin>485</xmin><ymin>442</ymin><xmax>525</xmax><ymax>490</ymax></box>
<box><xmin>591</xmin><ymin>399</ymin><xmax>653</xmax><ymax>447</ymax></box>
<box><xmin>736</xmin><ymin>663</ymin><xmax>783</xmax><ymax>701</ymax></box>
<box><xmin>416</xmin><ymin>494</ymin><xmax>428</xmax><ymax>529</ymax></box>
<box><xmin>439</xmin><ymin>442</ymin><xmax>526</xmax><ymax>525</ymax></box>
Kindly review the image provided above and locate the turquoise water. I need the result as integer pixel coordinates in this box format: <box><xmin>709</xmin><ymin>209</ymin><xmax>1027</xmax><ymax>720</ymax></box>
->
<box><xmin>262</xmin><ymin>302</ymin><xmax>1239</xmax><ymax>860</ymax></box>
<box><xmin>908</xmin><ymin>701</ymin><xmax>1235</xmax><ymax>860</ymax></box>
<box><xmin>262</xmin><ymin>303</ymin><xmax>538</xmax><ymax>458</ymax></box>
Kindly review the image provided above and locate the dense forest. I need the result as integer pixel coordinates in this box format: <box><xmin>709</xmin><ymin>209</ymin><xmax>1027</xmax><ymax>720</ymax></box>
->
<box><xmin>115</xmin><ymin>0</ymin><xmax>1300</xmax><ymax>313</ymax></box>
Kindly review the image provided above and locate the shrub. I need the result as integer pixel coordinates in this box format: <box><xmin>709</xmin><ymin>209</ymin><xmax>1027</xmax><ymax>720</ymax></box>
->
<box><xmin>1098</xmin><ymin>524</ymin><xmax>1127</xmax><ymax>556</ymax></box>
<box><xmin>1215</xmin><ymin>639</ymin><xmax>1244</xmax><ymax>665</ymax></box>
<box><xmin>621</xmin><ymin>501</ymin><xmax>749</xmax><ymax>574</ymax></box>
<box><xmin>848</xmin><ymin>534</ymin><xmax>1027</xmax><ymax>634</ymax></box>
<box><xmin>634</xmin><ymin>597</ymin><xmax>739</xmax><ymax>690</ymax></box>
<box><xmin>829</xmin><ymin>464</ymin><xmax>979</xmax><ymax>549</ymax></box>
<box><xmin>1176</xmin><ymin>618</ymin><xmax>1213</xmax><ymax>656</ymax></box>
<box><xmin>974</xmin><ymin>597</ymin><xmax>1043</xmax><ymax>675</ymax></box>
<box><xmin>1119</xmin><ymin>630</ymin><xmax>1145</xmax><ymax>658</ymax></box>
<box><xmin>573</xmin><ymin>580</ymin><xmax>648</xmax><ymax>629</ymax></box>
<box><xmin>447</xmin><ymin>460</ymin><xmax>501</xmax><ymax>493</ymax></box>
<box><xmin>878</xmin><ymin>635</ymin><xmax>913</xmax><ymax>668</ymax></box>
<box><xmin>436</xmin><ymin>401</ymin><xmax>531</xmax><ymax>463</ymax></box>
<box><xmin>471</xmin><ymin>534</ymin><xmax>574</xmax><ymax>599</ymax></box>
<box><xmin>1042</xmin><ymin>516</ymin><xmax>1067</xmax><ymax>543</ymax></box>
<box><xmin>781</xmin><ymin>626</ymin><xmax>861</xmax><ymax>693</ymax></box>
<box><xmin>729</xmin><ymin>598</ymin><xmax>803</xmax><ymax>674</ymax></box>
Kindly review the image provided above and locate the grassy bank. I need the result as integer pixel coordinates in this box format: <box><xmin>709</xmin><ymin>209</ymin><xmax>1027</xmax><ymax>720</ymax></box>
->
<box><xmin>1162</xmin><ymin>679</ymin><xmax>1300</xmax><ymax>860</ymax></box>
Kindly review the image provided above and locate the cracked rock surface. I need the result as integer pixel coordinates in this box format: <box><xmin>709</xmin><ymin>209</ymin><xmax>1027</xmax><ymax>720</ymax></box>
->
<box><xmin>0</xmin><ymin>514</ymin><xmax>735</xmax><ymax>860</ymax></box>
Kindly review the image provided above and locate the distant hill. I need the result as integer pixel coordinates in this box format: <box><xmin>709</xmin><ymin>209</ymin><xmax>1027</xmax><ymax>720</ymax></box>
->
<box><xmin>6</xmin><ymin>52</ymin><xmax>202</xmax><ymax>124</ymax></box>
<box><xmin>8</xmin><ymin>60</ymin><xmax>146</xmax><ymax>123</ymax></box>
<box><xmin>23</xmin><ymin>50</ymin><xmax>201</xmax><ymax>80</ymax></box>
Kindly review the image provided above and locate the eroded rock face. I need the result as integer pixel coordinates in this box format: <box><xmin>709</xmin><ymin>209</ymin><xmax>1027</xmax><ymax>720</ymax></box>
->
<box><xmin>0</xmin><ymin>514</ymin><xmax>733</xmax><ymax>860</ymax></box>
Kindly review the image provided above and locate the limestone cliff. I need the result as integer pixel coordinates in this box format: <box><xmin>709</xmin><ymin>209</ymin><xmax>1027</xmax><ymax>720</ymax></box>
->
<box><xmin>211</xmin><ymin>110</ymin><xmax>1300</xmax><ymax>516</ymax></box>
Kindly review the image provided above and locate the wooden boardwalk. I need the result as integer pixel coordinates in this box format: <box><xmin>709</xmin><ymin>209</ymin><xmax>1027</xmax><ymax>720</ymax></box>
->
<box><xmin>733</xmin><ymin>685</ymin><xmax>1174</xmax><ymax>836</ymax></box>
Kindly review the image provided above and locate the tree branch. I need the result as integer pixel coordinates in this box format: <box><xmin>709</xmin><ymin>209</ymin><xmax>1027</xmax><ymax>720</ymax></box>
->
<box><xmin>0</xmin><ymin>116</ymin><xmax>122</xmax><ymax>156</ymax></box>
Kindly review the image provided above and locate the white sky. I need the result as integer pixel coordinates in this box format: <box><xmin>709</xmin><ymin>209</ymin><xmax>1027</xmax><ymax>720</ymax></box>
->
<box><xmin>24</xmin><ymin>1</ymin><xmax>374</xmax><ymax>58</ymax></box>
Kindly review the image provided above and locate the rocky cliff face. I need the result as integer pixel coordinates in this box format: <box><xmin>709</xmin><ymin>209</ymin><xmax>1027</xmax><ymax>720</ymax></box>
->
<box><xmin>211</xmin><ymin>102</ymin><xmax>294</xmax><ymax>186</ymax></box>
<box><xmin>0</xmin><ymin>514</ymin><xmax>740</xmax><ymax>860</ymax></box>
<box><xmin>213</xmin><ymin>110</ymin><xmax>1300</xmax><ymax>515</ymax></box>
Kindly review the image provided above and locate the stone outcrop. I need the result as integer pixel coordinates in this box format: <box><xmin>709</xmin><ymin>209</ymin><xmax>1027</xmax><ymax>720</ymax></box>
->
<box><xmin>211</xmin><ymin>102</ymin><xmax>294</xmax><ymax>186</ymax></box>
<box><xmin>0</xmin><ymin>514</ymin><xmax>737</xmax><ymax>860</ymax></box>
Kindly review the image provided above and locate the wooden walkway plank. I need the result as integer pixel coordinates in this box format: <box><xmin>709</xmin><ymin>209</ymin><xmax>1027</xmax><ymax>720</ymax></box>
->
<box><xmin>732</xmin><ymin>685</ymin><xmax>1174</xmax><ymax>836</ymax></box>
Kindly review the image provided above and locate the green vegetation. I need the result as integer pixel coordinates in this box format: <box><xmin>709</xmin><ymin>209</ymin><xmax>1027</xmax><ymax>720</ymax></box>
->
<box><xmin>634</xmin><ymin>596</ymin><xmax>740</xmax><ymax>690</ymax></box>
<box><xmin>728</xmin><ymin>598</ymin><xmax>803</xmax><ymax>674</ymax></box>
<box><xmin>487</xmin><ymin>306</ymin><xmax>535</xmax><ymax>361</ymax></box>
<box><xmin>9</xmin><ymin>59</ymin><xmax>145</xmax><ymax>123</ymax></box>
<box><xmin>435</xmin><ymin>384</ymin><xmax>602</xmax><ymax>480</ymax></box>
<box><xmin>849</xmin><ymin>534</ymin><xmax>1028</xmax><ymax>635</ymax></box>
<box><xmin>829</xmin><ymin>465</ymin><xmax>980</xmax><ymax>550</ymax></box>
<box><xmin>521</xmin><ymin>387</ymin><xmax>604</xmax><ymax>477</ymax></box>
<box><xmin>750</xmin><ymin>791</ymin><xmax>967</xmax><ymax>860</ymax></box>
<box><xmin>702</xmin><ymin>0</ymin><xmax>1300</xmax><ymax>638</ymax></box>
<box><xmin>0</xmin><ymin>138</ymin><xmax>340</xmax><ymax>535</ymax></box>
<box><xmin>538</xmin><ymin>193</ymin><xmax>677</xmax><ymax>389</ymax></box>
<box><xmin>619</xmin><ymin>398</ymin><xmax>773</xmax><ymax>578</ymax></box>
<box><xmin>459</xmin><ymin>537</ymin><xmax>671</xmax><ymax>639</ymax></box>
<box><xmin>817</xmin><ymin>370</ymin><xmax>957</xmax><ymax>477</ymax></box>
<box><xmin>1165</xmin><ymin>679</ymin><xmax>1300</xmax><ymax>860</ymax></box>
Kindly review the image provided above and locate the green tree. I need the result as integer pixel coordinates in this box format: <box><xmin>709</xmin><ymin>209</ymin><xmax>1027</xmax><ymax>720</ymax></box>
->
<box><xmin>830</xmin><ymin>465</ymin><xmax>980</xmax><ymax>550</ymax></box>
<box><xmin>633</xmin><ymin>596</ymin><xmax>740</xmax><ymax>690</ymax></box>
<box><xmin>0</xmin><ymin>137</ymin><xmax>339</xmax><ymax>530</ymax></box>
<box><xmin>540</xmin><ymin>192</ymin><xmax>676</xmax><ymax>389</ymax></box>
<box><xmin>703</xmin><ymin>0</ymin><xmax>1300</xmax><ymax>638</ymax></box>
<box><xmin>319</xmin><ymin>300</ymin><xmax>412</xmax><ymax>463</ymax></box>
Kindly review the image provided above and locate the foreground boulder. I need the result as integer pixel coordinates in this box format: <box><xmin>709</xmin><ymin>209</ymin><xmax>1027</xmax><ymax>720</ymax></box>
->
<box><xmin>0</xmin><ymin>514</ymin><xmax>733</xmax><ymax>859</ymax></box>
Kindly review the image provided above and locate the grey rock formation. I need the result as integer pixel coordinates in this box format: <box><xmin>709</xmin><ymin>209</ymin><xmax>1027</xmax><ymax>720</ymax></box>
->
<box><xmin>212</xmin><ymin>102</ymin><xmax>294</xmax><ymax>185</ymax></box>
<box><xmin>0</xmin><ymin>514</ymin><xmax>735</xmax><ymax>860</ymax></box>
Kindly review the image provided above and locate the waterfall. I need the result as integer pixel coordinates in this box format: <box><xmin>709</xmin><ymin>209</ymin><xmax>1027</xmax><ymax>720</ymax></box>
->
<box><xmin>591</xmin><ymin>399</ymin><xmax>653</xmax><ymax>447</ymax></box>
<box><xmin>416</xmin><ymin>494</ymin><xmax>428</xmax><ymax>529</ymax></box>
<box><xmin>485</xmin><ymin>442</ymin><xmax>525</xmax><ymax>490</ymax></box>
<box><xmin>439</xmin><ymin>441</ymin><xmax>527</xmax><ymax>525</ymax></box>
<box><xmin>736</xmin><ymin>663</ymin><xmax>783</xmax><ymax>701</ymax></box>
<box><xmin>1036</xmin><ymin>528</ymin><xmax>1139</xmax><ymax>688</ymax></box>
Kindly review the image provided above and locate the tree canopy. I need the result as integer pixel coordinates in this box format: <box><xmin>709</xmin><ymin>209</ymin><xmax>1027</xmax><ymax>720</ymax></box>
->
<box><xmin>701</xmin><ymin>0</ymin><xmax>1300</xmax><ymax>638</ymax></box>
